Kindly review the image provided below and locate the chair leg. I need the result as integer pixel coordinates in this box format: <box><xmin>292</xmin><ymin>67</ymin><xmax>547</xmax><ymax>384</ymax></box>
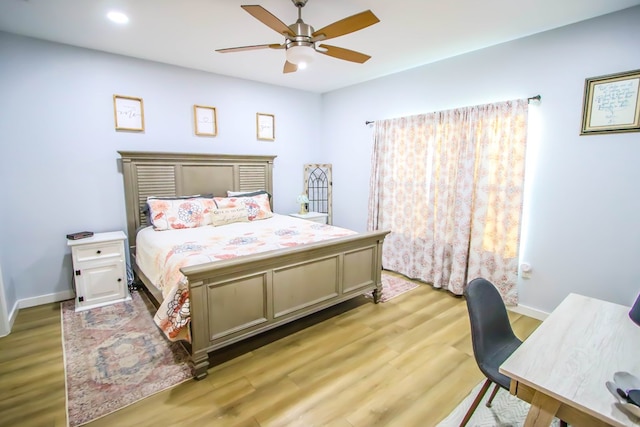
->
<box><xmin>486</xmin><ymin>383</ymin><xmax>501</xmax><ymax>407</ymax></box>
<box><xmin>459</xmin><ymin>379</ymin><xmax>492</xmax><ymax>427</ymax></box>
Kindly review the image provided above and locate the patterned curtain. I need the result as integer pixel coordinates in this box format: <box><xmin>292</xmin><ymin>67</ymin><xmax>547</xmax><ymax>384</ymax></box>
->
<box><xmin>368</xmin><ymin>99</ymin><xmax>528</xmax><ymax>305</ymax></box>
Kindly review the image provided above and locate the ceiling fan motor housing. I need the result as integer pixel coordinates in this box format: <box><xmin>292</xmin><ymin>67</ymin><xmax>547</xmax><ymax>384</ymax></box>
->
<box><xmin>286</xmin><ymin>20</ymin><xmax>314</xmax><ymax>47</ymax></box>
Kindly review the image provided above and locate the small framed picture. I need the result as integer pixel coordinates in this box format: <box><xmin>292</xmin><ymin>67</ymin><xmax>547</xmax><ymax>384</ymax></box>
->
<box><xmin>194</xmin><ymin>105</ymin><xmax>218</xmax><ymax>136</ymax></box>
<box><xmin>256</xmin><ymin>113</ymin><xmax>275</xmax><ymax>141</ymax></box>
<box><xmin>580</xmin><ymin>69</ymin><xmax>640</xmax><ymax>135</ymax></box>
<box><xmin>113</xmin><ymin>94</ymin><xmax>144</xmax><ymax>131</ymax></box>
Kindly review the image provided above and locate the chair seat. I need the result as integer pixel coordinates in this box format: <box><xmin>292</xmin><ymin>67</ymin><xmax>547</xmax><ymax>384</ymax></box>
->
<box><xmin>479</xmin><ymin>338</ymin><xmax>522</xmax><ymax>389</ymax></box>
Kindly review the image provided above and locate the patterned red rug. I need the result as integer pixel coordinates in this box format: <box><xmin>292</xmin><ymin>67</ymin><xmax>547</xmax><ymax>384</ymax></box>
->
<box><xmin>61</xmin><ymin>291</ymin><xmax>193</xmax><ymax>427</ymax></box>
<box><xmin>365</xmin><ymin>271</ymin><xmax>420</xmax><ymax>302</ymax></box>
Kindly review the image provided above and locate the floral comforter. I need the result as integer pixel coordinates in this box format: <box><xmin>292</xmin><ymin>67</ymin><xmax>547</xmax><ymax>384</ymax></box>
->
<box><xmin>135</xmin><ymin>214</ymin><xmax>357</xmax><ymax>342</ymax></box>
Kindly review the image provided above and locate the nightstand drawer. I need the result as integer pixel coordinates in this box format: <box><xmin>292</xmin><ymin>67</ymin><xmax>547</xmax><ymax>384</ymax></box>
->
<box><xmin>74</xmin><ymin>242</ymin><xmax>123</xmax><ymax>262</ymax></box>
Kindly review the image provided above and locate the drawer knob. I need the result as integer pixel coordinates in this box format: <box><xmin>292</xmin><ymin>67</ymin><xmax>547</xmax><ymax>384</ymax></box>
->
<box><xmin>96</xmin><ymin>250</ymin><xmax>102</xmax><ymax>254</ymax></box>
<box><xmin>117</xmin><ymin>278</ymin><xmax>122</xmax><ymax>282</ymax></box>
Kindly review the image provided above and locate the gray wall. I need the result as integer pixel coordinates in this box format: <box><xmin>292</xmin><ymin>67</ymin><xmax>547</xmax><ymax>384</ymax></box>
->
<box><xmin>321</xmin><ymin>6</ymin><xmax>640</xmax><ymax>314</ymax></box>
<box><xmin>0</xmin><ymin>32</ymin><xmax>322</xmax><ymax>313</ymax></box>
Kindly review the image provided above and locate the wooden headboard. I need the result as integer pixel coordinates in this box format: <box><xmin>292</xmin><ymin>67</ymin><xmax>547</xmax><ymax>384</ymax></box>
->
<box><xmin>118</xmin><ymin>151</ymin><xmax>276</xmax><ymax>250</ymax></box>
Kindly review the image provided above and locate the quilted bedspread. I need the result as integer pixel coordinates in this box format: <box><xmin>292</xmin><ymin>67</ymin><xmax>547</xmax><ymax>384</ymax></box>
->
<box><xmin>135</xmin><ymin>214</ymin><xmax>357</xmax><ymax>342</ymax></box>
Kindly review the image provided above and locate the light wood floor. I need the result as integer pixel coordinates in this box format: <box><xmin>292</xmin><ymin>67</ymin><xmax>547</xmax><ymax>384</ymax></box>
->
<box><xmin>0</xmin><ymin>279</ymin><xmax>541</xmax><ymax>427</ymax></box>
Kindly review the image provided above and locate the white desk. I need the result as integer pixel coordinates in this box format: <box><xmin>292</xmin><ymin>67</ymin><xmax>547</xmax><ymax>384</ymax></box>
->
<box><xmin>500</xmin><ymin>293</ymin><xmax>640</xmax><ymax>426</ymax></box>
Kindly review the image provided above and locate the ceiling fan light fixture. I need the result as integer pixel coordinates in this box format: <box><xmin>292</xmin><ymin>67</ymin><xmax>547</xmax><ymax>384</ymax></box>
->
<box><xmin>286</xmin><ymin>44</ymin><xmax>314</xmax><ymax>66</ymax></box>
<box><xmin>107</xmin><ymin>11</ymin><xmax>129</xmax><ymax>24</ymax></box>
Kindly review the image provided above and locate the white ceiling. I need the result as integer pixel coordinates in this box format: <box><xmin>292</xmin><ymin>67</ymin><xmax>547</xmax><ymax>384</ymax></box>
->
<box><xmin>1</xmin><ymin>0</ymin><xmax>639</xmax><ymax>93</ymax></box>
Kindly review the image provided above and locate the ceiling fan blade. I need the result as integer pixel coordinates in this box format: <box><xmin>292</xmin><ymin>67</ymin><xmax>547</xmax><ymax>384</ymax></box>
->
<box><xmin>283</xmin><ymin>61</ymin><xmax>298</xmax><ymax>73</ymax></box>
<box><xmin>316</xmin><ymin>44</ymin><xmax>371</xmax><ymax>63</ymax></box>
<box><xmin>216</xmin><ymin>43</ymin><xmax>283</xmax><ymax>53</ymax></box>
<box><xmin>241</xmin><ymin>5</ymin><xmax>295</xmax><ymax>37</ymax></box>
<box><xmin>312</xmin><ymin>10</ymin><xmax>379</xmax><ymax>41</ymax></box>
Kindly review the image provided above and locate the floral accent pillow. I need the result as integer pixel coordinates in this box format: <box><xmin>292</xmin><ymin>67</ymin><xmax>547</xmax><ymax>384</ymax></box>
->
<box><xmin>147</xmin><ymin>197</ymin><xmax>217</xmax><ymax>230</ymax></box>
<box><xmin>210</xmin><ymin>206</ymin><xmax>250</xmax><ymax>226</ymax></box>
<box><xmin>214</xmin><ymin>193</ymin><xmax>274</xmax><ymax>221</ymax></box>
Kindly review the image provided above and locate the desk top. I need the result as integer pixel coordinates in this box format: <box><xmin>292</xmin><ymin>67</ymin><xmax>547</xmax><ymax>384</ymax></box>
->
<box><xmin>500</xmin><ymin>293</ymin><xmax>640</xmax><ymax>427</ymax></box>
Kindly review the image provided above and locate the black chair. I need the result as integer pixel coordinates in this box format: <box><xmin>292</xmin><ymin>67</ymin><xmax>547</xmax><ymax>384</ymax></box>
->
<box><xmin>461</xmin><ymin>278</ymin><xmax>567</xmax><ymax>427</ymax></box>
<box><xmin>460</xmin><ymin>277</ymin><xmax>523</xmax><ymax>427</ymax></box>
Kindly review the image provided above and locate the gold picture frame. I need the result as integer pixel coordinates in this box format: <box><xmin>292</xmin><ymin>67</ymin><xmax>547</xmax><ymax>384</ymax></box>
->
<box><xmin>256</xmin><ymin>113</ymin><xmax>275</xmax><ymax>141</ymax></box>
<box><xmin>194</xmin><ymin>105</ymin><xmax>218</xmax><ymax>136</ymax></box>
<box><xmin>580</xmin><ymin>69</ymin><xmax>640</xmax><ymax>135</ymax></box>
<box><xmin>113</xmin><ymin>94</ymin><xmax>145</xmax><ymax>131</ymax></box>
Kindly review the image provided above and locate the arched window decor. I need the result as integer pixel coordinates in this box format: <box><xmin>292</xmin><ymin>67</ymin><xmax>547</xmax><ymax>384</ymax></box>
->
<box><xmin>304</xmin><ymin>164</ymin><xmax>332</xmax><ymax>224</ymax></box>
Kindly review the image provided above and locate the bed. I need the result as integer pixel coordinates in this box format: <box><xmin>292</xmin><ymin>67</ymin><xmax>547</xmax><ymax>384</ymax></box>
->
<box><xmin>118</xmin><ymin>151</ymin><xmax>389</xmax><ymax>379</ymax></box>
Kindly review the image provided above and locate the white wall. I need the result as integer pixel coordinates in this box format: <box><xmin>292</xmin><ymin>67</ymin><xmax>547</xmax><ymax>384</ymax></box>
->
<box><xmin>0</xmin><ymin>32</ymin><xmax>322</xmax><ymax>305</ymax></box>
<box><xmin>321</xmin><ymin>6</ymin><xmax>640</xmax><ymax>314</ymax></box>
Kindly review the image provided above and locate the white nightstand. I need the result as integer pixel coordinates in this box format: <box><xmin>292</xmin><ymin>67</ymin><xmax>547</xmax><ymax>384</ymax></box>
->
<box><xmin>289</xmin><ymin>212</ymin><xmax>329</xmax><ymax>224</ymax></box>
<box><xmin>67</xmin><ymin>231</ymin><xmax>130</xmax><ymax>312</ymax></box>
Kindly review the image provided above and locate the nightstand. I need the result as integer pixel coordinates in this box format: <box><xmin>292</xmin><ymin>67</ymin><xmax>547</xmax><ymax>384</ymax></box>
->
<box><xmin>67</xmin><ymin>231</ymin><xmax>130</xmax><ymax>312</ymax></box>
<box><xmin>289</xmin><ymin>212</ymin><xmax>329</xmax><ymax>224</ymax></box>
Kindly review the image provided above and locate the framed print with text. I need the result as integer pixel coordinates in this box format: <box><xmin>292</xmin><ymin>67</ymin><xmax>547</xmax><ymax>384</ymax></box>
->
<box><xmin>256</xmin><ymin>113</ymin><xmax>275</xmax><ymax>141</ymax></box>
<box><xmin>194</xmin><ymin>105</ymin><xmax>218</xmax><ymax>136</ymax></box>
<box><xmin>580</xmin><ymin>69</ymin><xmax>640</xmax><ymax>135</ymax></box>
<box><xmin>113</xmin><ymin>94</ymin><xmax>145</xmax><ymax>131</ymax></box>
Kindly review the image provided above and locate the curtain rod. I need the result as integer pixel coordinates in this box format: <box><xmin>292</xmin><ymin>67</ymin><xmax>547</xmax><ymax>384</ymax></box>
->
<box><xmin>365</xmin><ymin>94</ymin><xmax>542</xmax><ymax>125</ymax></box>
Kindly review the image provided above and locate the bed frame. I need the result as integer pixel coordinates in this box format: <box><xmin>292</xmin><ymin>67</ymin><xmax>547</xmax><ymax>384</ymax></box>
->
<box><xmin>118</xmin><ymin>151</ymin><xmax>389</xmax><ymax>379</ymax></box>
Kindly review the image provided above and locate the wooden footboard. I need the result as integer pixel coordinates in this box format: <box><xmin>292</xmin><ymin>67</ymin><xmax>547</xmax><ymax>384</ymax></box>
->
<box><xmin>183</xmin><ymin>230</ymin><xmax>389</xmax><ymax>379</ymax></box>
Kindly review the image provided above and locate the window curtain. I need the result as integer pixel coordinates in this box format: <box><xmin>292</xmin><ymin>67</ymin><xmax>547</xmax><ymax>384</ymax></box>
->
<box><xmin>367</xmin><ymin>99</ymin><xmax>528</xmax><ymax>305</ymax></box>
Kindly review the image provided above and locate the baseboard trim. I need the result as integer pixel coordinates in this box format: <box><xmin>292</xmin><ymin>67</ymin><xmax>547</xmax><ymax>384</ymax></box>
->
<box><xmin>507</xmin><ymin>303</ymin><xmax>549</xmax><ymax>321</ymax></box>
<box><xmin>1</xmin><ymin>292</ymin><xmax>73</xmax><ymax>337</ymax></box>
<box><xmin>7</xmin><ymin>301</ymin><xmax>18</xmax><ymax>333</ymax></box>
<box><xmin>18</xmin><ymin>290</ymin><xmax>75</xmax><ymax>309</ymax></box>
<box><xmin>0</xmin><ymin>301</ymin><xmax>19</xmax><ymax>338</ymax></box>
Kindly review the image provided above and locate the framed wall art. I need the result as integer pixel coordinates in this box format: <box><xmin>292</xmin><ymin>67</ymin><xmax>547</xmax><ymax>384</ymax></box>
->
<box><xmin>194</xmin><ymin>105</ymin><xmax>218</xmax><ymax>136</ymax></box>
<box><xmin>113</xmin><ymin>94</ymin><xmax>145</xmax><ymax>131</ymax></box>
<box><xmin>256</xmin><ymin>113</ymin><xmax>275</xmax><ymax>141</ymax></box>
<box><xmin>580</xmin><ymin>69</ymin><xmax>640</xmax><ymax>135</ymax></box>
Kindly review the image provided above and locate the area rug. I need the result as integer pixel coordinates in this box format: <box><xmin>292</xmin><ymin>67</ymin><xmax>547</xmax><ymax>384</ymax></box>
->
<box><xmin>365</xmin><ymin>271</ymin><xmax>420</xmax><ymax>302</ymax></box>
<box><xmin>437</xmin><ymin>380</ymin><xmax>563</xmax><ymax>426</ymax></box>
<box><xmin>61</xmin><ymin>291</ymin><xmax>193</xmax><ymax>427</ymax></box>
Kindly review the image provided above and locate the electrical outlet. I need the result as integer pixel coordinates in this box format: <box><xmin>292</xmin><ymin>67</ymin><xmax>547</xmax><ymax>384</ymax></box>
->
<box><xmin>520</xmin><ymin>262</ymin><xmax>532</xmax><ymax>279</ymax></box>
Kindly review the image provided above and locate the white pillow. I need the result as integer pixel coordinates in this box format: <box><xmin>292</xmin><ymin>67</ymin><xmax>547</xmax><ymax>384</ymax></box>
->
<box><xmin>210</xmin><ymin>206</ymin><xmax>250</xmax><ymax>226</ymax></box>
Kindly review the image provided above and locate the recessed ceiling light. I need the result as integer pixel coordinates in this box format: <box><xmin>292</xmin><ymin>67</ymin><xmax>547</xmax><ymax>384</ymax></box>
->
<box><xmin>107</xmin><ymin>11</ymin><xmax>129</xmax><ymax>24</ymax></box>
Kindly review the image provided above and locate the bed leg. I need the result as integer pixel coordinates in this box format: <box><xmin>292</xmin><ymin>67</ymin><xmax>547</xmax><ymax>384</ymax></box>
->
<box><xmin>373</xmin><ymin>286</ymin><xmax>381</xmax><ymax>304</ymax></box>
<box><xmin>193</xmin><ymin>353</ymin><xmax>209</xmax><ymax>380</ymax></box>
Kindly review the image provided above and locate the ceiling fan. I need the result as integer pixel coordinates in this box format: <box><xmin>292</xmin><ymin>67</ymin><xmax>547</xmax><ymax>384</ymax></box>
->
<box><xmin>216</xmin><ymin>0</ymin><xmax>380</xmax><ymax>73</ymax></box>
